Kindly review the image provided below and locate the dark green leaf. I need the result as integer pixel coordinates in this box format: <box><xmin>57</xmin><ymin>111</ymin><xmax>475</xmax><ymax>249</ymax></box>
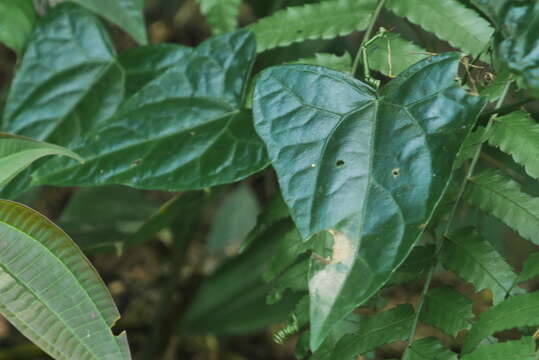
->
<box><xmin>253</xmin><ymin>53</ymin><xmax>483</xmax><ymax>349</ymax></box>
<box><xmin>0</xmin><ymin>200</ymin><xmax>131</xmax><ymax>360</ymax></box>
<box><xmin>463</xmin><ymin>292</ymin><xmax>539</xmax><ymax>353</ymax></box>
<box><xmin>519</xmin><ymin>252</ymin><xmax>539</xmax><ymax>283</ymax></box>
<box><xmin>462</xmin><ymin>337</ymin><xmax>536</xmax><ymax>360</ymax></box>
<box><xmin>386</xmin><ymin>245</ymin><xmax>435</xmax><ymax>286</ymax></box>
<box><xmin>0</xmin><ymin>0</ymin><xmax>36</xmax><ymax>53</ymax></box>
<box><xmin>420</xmin><ymin>286</ymin><xmax>473</xmax><ymax>337</ymax></box>
<box><xmin>67</xmin><ymin>0</ymin><xmax>147</xmax><ymax>44</ymax></box>
<box><xmin>403</xmin><ymin>337</ymin><xmax>457</xmax><ymax>360</ymax></box>
<box><xmin>34</xmin><ymin>30</ymin><xmax>269</xmax><ymax>191</ymax></box>
<box><xmin>442</xmin><ymin>229</ymin><xmax>517</xmax><ymax>304</ymax></box>
<box><xmin>453</xmin><ymin>126</ymin><xmax>486</xmax><ymax>170</ymax></box>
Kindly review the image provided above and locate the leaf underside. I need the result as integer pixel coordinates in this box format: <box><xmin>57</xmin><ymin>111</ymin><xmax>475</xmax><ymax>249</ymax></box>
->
<box><xmin>253</xmin><ymin>53</ymin><xmax>484</xmax><ymax>349</ymax></box>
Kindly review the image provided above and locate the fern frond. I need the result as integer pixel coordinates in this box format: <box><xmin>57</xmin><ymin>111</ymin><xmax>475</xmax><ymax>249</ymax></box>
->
<box><xmin>248</xmin><ymin>0</ymin><xmax>377</xmax><ymax>52</ymax></box>
<box><xmin>420</xmin><ymin>286</ymin><xmax>473</xmax><ymax>337</ymax></box>
<box><xmin>196</xmin><ymin>0</ymin><xmax>241</xmax><ymax>34</ymax></box>
<box><xmin>467</xmin><ymin>170</ymin><xmax>539</xmax><ymax>245</ymax></box>
<box><xmin>403</xmin><ymin>337</ymin><xmax>457</xmax><ymax>360</ymax></box>
<box><xmin>291</xmin><ymin>52</ymin><xmax>353</xmax><ymax>73</ymax></box>
<box><xmin>488</xmin><ymin>111</ymin><xmax>539</xmax><ymax>179</ymax></box>
<box><xmin>366</xmin><ymin>32</ymin><xmax>428</xmax><ymax>77</ymax></box>
<box><xmin>462</xmin><ymin>337</ymin><xmax>536</xmax><ymax>360</ymax></box>
<box><xmin>385</xmin><ymin>0</ymin><xmax>493</xmax><ymax>56</ymax></box>
<box><xmin>463</xmin><ymin>292</ymin><xmax>539</xmax><ymax>352</ymax></box>
<box><xmin>441</xmin><ymin>228</ymin><xmax>517</xmax><ymax>304</ymax></box>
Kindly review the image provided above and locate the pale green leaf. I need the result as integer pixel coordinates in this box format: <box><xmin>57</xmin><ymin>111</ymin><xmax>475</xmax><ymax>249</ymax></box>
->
<box><xmin>441</xmin><ymin>229</ymin><xmax>517</xmax><ymax>304</ymax></box>
<box><xmin>463</xmin><ymin>292</ymin><xmax>539</xmax><ymax>353</ymax></box>
<box><xmin>196</xmin><ymin>0</ymin><xmax>241</xmax><ymax>35</ymax></box>
<box><xmin>0</xmin><ymin>200</ymin><xmax>131</xmax><ymax>360</ymax></box>
<box><xmin>467</xmin><ymin>170</ymin><xmax>539</xmax><ymax>246</ymax></box>
<box><xmin>291</xmin><ymin>53</ymin><xmax>353</xmax><ymax>73</ymax></box>
<box><xmin>462</xmin><ymin>337</ymin><xmax>536</xmax><ymax>360</ymax></box>
<box><xmin>0</xmin><ymin>134</ymin><xmax>83</xmax><ymax>188</ymax></box>
<box><xmin>248</xmin><ymin>0</ymin><xmax>377</xmax><ymax>52</ymax></box>
<box><xmin>0</xmin><ymin>0</ymin><xmax>36</xmax><ymax>53</ymax></box>
<box><xmin>385</xmin><ymin>0</ymin><xmax>494</xmax><ymax>56</ymax></box>
<box><xmin>420</xmin><ymin>286</ymin><xmax>473</xmax><ymax>336</ymax></box>
<box><xmin>253</xmin><ymin>53</ymin><xmax>483</xmax><ymax>349</ymax></box>
<box><xmin>403</xmin><ymin>337</ymin><xmax>457</xmax><ymax>360</ymax></box>
<box><xmin>33</xmin><ymin>30</ymin><xmax>268</xmax><ymax>192</ymax></box>
<box><xmin>366</xmin><ymin>32</ymin><xmax>428</xmax><ymax>77</ymax></box>
<box><xmin>67</xmin><ymin>0</ymin><xmax>147</xmax><ymax>44</ymax></box>
<box><xmin>488</xmin><ymin>111</ymin><xmax>539</xmax><ymax>179</ymax></box>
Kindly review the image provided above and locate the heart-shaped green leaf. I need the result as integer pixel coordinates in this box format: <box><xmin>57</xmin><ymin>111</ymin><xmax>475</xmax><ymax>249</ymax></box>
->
<box><xmin>0</xmin><ymin>133</ymin><xmax>83</xmax><ymax>188</ymax></box>
<box><xmin>0</xmin><ymin>200</ymin><xmax>131</xmax><ymax>360</ymax></box>
<box><xmin>33</xmin><ymin>30</ymin><xmax>268</xmax><ymax>191</ymax></box>
<box><xmin>252</xmin><ymin>53</ymin><xmax>484</xmax><ymax>349</ymax></box>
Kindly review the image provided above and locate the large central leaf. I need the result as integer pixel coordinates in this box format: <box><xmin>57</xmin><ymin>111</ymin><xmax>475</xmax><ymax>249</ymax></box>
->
<box><xmin>252</xmin><ymin>53</ymin><xmax>483</xmax><ymax>349</ymax></box>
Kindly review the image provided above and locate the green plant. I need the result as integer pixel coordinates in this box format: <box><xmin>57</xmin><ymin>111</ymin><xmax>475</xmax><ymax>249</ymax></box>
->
<box><xmin>1</xmin><ymin>0</ymin><xmax>539</xmax><ymax>359</ymax></box>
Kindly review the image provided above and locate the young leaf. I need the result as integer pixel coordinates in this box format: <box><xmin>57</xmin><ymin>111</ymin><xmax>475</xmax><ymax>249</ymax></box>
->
<box><xmin>467</xmin><ymin>170</ymin><xmax>539</xmax><ymax>246</ymax></box>
<box><xmin>248</xmin><ymin>0</ymin><xmax>377</xmax><ymax>52</ymax></box>
<box><xmin>385</xmin><ymin>0</ymin><xmax>493</xmax><ymax>56</ymax></box>
<box><xmin>0</xmin><ymin>134</ymin><xmax>83</xmax><ymax>188</ymax></box>
<box><xmin>441</xmin><ymin>229</ymin><xmax>517</xmax><ymax>304</ymax></box>
<box><xmin>462</xmin><ymin>337</ymin><xmax>536</xmax><ymax>360</ymax></box>
<box><xmin>4</xmin><ymin>3</ymin><xmax>124</xmax><ymax>145</ymax></box>
<box><xmin>403</xmin><ymin>337</ymin><xmax>457</xmax><ymax>360</ymax></box>
<box><xmin>487</xmin><ymin>111</ymin><xmax>539</xmax><ymax>179</ymax></box>
<box><xmin>463</xmin><ymin>292</ymin><xmax>539</xmax><ymax>353</ymax></box>
<box><xmin>519</xmin><ymin>252</ymin><xmax>539</xmax><ymax>283</ymax></box>
<box><xmin>366</xmin><ymin>32</ymin><xmax>428</xmax><ymax>77</ymax></box>
<box><xmin>0</xmin><ymin>0</ymin><xmax>36</xmax><ymax>53</ymax></box>
<box><xmin>291</xmin><ymin>53</ymin><xmax>353</xmax><ymax>74</ymax></box>
<box><xmin>34</xmin><ymin>30</ymin><xmax>268</xmax><ymax>192</ymax></box>
<box><xmin>196</xmin><ymin>0</ymin><xmax>242</xmax><ymax>35</ymax></box>
<box><xmin>67</xmin><ymin>0</ymin><xmax>147</xmax><ymax>44</ymax></box>
<box><xmin>420</xmin><ymin>286</ymin><xmax>474</xmax><ymax>337</ymax></box>
<box><xmin>0</xmin><ymin>200</ymin><xmax>131</xmax><ymax>360</ymax></box>
<box><xmin>253</xmin><ymin>53</ymin><xmax>483</xmax><ymax>350</ymax></box>
<box><xmin>119</xmin><ymin>44</ymin><xmax>192</xmax><ymax>97</ymax></box>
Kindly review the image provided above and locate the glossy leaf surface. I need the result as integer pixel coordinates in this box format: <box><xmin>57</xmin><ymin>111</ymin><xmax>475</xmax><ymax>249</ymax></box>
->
<box><xmin>34</xmin><ymin>30</ymin><xmax>268</xmax><ymax>191</ymax></box>
<box><xmin>0</xmin><ymin>134</ymin><xmax>83</xmax><ymax>188</ymax></box>
<box><xmin>442</xmin><ymin>229</ymin><xmax>516</xmax><ymax>304</ymax></box>
<box><xmin>68</xmin><ymin>0</ymin><xmax>147</xmax><ymax>44</ymax></box>
<box><xmin>0</xmin><ymin>200</ymin><xmax>131</xmax><ymax>360</ymax></box>
<box><xmin>0</xmin><ymin>0</ymin><xmax>36</xmax><ymax>53</ymax></box>
<box><xmin>463</xmin><ymin>291</ymin><xmax>539</xmax><ymax>352</ymax></box>
<box><xmin>253</xmin><ymin>53</ymin><xmax>483</xmax><ymax>349</ymax></box>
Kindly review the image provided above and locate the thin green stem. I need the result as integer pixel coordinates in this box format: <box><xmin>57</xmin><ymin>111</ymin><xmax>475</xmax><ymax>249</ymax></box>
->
<box><xmin>351</xmin><ymin>0</ymin><xmax>387</xmax><ymax>77</ymax></box>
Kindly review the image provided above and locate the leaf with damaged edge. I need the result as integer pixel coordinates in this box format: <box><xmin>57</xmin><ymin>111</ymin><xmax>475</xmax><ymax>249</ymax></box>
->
<box><xmin>0</xmin><ymin>200</ymin><xmax>131</xmax><ymax>360</ymax></box>
<box><xmin>253</xmin><ymin>53</ymin><xmax>483</xmax><ymax>349</ymax></box>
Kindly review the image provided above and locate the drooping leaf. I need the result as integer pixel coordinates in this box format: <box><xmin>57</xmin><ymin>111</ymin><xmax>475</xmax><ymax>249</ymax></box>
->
<box><xmin>0</xmin><ymin>200</ymin><xmax>131</xmax><ymax>360</ymax></box>
<box><xmin>67</xmin><ymin>0</ymin><xmax>147</xmax><ymax>44</ymax></box>
<box><xmin>3</xmin><ymin>3</ymin><xmax>123</xmax><ymax>144</ymax></box>
<box><xmin>420</xmin><ymin>286</ymin><xmax>474</xmax><ymax>337</ymax></box>
<box><xmin>0</xmin><ymin>0</ymin><xmax>36</xmax><ymax>53</ymax></box>
<box><xmin>467</xmin><ymin>170</ymin><xmax>539</xmax><ymax>246</ymax></box>
<box><xmin>291</xmin><ymin>53</ymin><xmax>353</xmax><ymax>74</ymax></box>
<box><xmin>119</xmin><ymin>44</ymin><xmax>191</xmax><ymax>97</ymax></box>
<box><xmin>462</xmin><ymin>337</ymin><xmax>536</xmax><ymax>360</ymax></box>
<box><xmin>403</xmin><ymin>337</ymin><xmax>457</xmax><ymax>360</ymax></box>
<box><xmin>253</xmin><ymin>53</ymin><xmax>483</xmax><ymax>349</ymax></box>
<box><xmin>493</xmin><ymin>2</ymin><xmax>539</xmax><ymax>97</ymax></box>
<box><xmin>453</xmin><ymin>126</ymin><xmax>486</xmax><ymax>170</ymax></box>
<box><xmin>182</xmin><ymin>219</ymin><xmax>301</xmax><ymax>334</ymax></box>
<box><xmin>248</xmin><ymin>0</ymin><xmax>376</xmax><ymax>52</ymax></box>
<box><xmin>463</xmin><ymin>292</ymin><xmax>539</xmax><ymax>353</ymax></box>
<box><xmin>312</xmin><ymin>305</ymin><xmax>415</xmax><ymax>360</ymax></box>
<box><xmin>366</xmin><ymin>32</ymin><xmax>428</xmax><ymax>77</ymax></box>
<box><xmin>385</xmin><ymin>0</ymin><xmax>494</xmax><ymax>56</ymax></box>
<box><xmin>34</xmin><ymin>30</ymin><xmax>268</xmax><ymax>191</ymax></box>
<box><xmin>487</xmin><ymin>111</ymin><xmax>539</xmax><ymax>179</ymax></box>
<box><xmin>441</xmin><ymin>229</ymin><xmax>517</xmax><ymax>304</ymax></box>
<box><xmin>196</xmin><ymin>0</ymin><xmax>241</xmax><ymax>35</ymax></box>
<box><xmin>0</xmin><ymin>134</ymin><xmax>83</xmax><ymax>188</ymax></box>
<box><xmin>519</xmin><ymin>252</ymin><xmax>539</xmax><ymax>283</ymax></box>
